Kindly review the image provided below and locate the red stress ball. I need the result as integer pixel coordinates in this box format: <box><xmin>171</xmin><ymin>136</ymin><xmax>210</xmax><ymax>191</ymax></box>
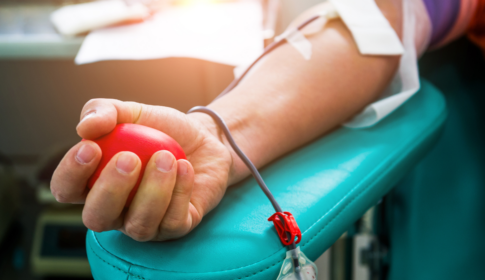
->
<box><xmin>86</xmin><ymin>123</ymin><xmax>187</xmax><ymax>205</ymax></box>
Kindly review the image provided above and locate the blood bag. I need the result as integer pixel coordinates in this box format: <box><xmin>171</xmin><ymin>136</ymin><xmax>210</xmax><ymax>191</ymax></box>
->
<box><xmin>277</xmin><ymin>247</ymin><xmax>318</xmax><ymax>280</ymax></box>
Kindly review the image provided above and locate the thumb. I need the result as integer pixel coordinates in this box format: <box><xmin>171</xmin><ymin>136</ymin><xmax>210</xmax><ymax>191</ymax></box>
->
<box><xmin>76</xmin><ymin>99</ymin><xmax>198</xmax><ymax>151</ymax></box>
<box><xmin>76</xmin><ymin>98</ymin><xmax>143</xmax><ymax>140</ymax></box>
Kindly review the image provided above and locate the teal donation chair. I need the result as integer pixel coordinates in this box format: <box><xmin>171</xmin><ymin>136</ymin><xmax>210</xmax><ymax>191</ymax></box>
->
<box><xmin>86</xmin><ymin>76</ymin><xmax>447</xmax><ymax>279</ymax></box>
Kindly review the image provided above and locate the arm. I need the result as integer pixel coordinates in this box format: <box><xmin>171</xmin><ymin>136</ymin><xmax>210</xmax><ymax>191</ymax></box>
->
<box><xmin>51</xmin><ymin>0</ymin><xmax>403</xmax><ymax>241</ymax></box>
<box><xmin>200</xmin><ymin>0</ymin><xmax>403</xmax><ymax>184</ymax></box>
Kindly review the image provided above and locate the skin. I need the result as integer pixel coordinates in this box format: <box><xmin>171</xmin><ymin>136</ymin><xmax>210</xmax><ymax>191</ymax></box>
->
<box><xmin>51</xmin><ymin>0</ymin><xmax>403</xmax><ymax>242</ymax></box>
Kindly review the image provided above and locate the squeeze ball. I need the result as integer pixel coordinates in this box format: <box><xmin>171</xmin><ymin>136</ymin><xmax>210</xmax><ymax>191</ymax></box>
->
<box><xmin>86</xmin><ymin>123</ymin><xmax>187</xmax><ymax>205</ymax></box>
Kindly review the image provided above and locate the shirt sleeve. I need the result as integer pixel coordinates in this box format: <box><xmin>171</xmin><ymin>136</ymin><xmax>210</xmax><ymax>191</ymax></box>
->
<box><xmin>468</xmin><ymin>0</ymin><xmax>485</xmax><ymax>54</ymax></box>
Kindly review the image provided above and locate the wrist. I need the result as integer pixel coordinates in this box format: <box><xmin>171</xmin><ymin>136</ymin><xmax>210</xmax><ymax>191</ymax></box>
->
<box><xmin>187</xmin><ymin>111</ymin><xmax>243</xmax><ymax>186</ymax></box>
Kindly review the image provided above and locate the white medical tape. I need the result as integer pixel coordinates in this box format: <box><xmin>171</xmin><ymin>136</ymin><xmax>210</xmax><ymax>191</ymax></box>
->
<box><xmin>287</xmin><ymin>30</ymin><xmax>313</xmax><ymax>60</ymax></box>
<box><xmin>233</xmin><ymin>63</ymin><xmax>248</xmax><ymax>79</ymax></box>
<box><xmin>300</xmin><ymin>3</ymin><xmax>340</xmax><ymax>36</ymax></box>
<box><xmin>235</xmin><ymin>26</ymin><xmax>314</xmax><ymax>78</ymax></box>
<box><xmin>274</xmin><ymin>3</ymin><xmax>340</xmax><ymax>60</ymax></box>
<box><xmin>275</xmin><ymin>29</ymin><xmax>313</xmax><ymax>60</ymax></box>
<box><xmin>329</xmin><ymin>0</ymin><xmax>404</xmax><ymax>55</ymax></box>
<box><xmin>233</xmin><ymin>23</ymin><xmax>318</xmax><ymax>78</ymax></box>
<box><xmin>344</xmin><ymin>0</ymin><xmax>420</xmax><ymax>128</ymax></box>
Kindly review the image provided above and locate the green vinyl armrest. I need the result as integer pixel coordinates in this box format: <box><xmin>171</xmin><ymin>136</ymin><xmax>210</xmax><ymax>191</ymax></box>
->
<box><xmin>86</xmin><ymin>79</ymin><xmax>447</xmax><ymax>280</ymax></box>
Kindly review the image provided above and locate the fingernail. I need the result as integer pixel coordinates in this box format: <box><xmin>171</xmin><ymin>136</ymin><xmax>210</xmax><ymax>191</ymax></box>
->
<box><xmin>177</xmin><ymin>160</ymin><xmax>188</xmax><ymax>175</ymax></box>
<box><xmin>155</xmin><ymin>151</ymin><xmax>174</xmax><ymax>172</ymax></box>
<box><xmin>75</xmin><ymin>144</ymin><xmax>96</xmax><ymax>165</ymax></box>
<box><xmin>79</xmin><ymin>110</ymin><xmax>96</xmax><ymax>125</ymax></box>
<box><xmin>116</xmin><ymin>153</ymin><xmax>138</xmax><ymax>174</ymax></box>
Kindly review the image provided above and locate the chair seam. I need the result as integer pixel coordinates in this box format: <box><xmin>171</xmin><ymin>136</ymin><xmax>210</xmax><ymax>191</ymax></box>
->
<box><xmin>90</xmin><ymin>245</ymin><xmax>147</xmax><ymax>280</ymax></box>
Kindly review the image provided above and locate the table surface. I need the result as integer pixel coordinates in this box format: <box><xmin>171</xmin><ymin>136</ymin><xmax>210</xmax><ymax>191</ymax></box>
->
<box><xmin>0</xmin><ymin>0</ymin><xmax>277</xmax><ymax>59</ymax></box>
<box><xmin>0</xmin><ymin>4</ymin><xmax>84</xmax><ymax>59</ymax></box>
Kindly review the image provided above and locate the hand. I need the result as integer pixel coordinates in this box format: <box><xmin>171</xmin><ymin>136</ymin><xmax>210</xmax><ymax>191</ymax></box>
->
<box><xmin>51</xmin><ymin>99</ymin><xmax>233</xmax><ymax>241</ymax></box>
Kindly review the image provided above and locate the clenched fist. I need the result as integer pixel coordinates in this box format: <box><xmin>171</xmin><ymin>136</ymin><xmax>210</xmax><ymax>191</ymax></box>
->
<box><xmin>51</xmin><ymin>99</ymin><xmax>233</xmax><ymax>241</ymax></box>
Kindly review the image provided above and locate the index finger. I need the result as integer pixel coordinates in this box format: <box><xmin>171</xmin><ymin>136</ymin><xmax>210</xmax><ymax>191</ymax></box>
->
<box><xmin>51</xmin><ymin>140</ymin><xmax>102</xmax><ymax>204</ymax></box>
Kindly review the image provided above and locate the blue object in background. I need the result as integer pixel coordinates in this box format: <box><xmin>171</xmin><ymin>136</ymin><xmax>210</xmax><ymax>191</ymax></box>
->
<box><xmin>12</xmin><ymin>247</ymin><xmax>24</xmax><ymax>270</ymax></box>
<box><xmin>388</xmin><ymin>38</ymin><xmax>485</xmax><ymax>280</ymax></box>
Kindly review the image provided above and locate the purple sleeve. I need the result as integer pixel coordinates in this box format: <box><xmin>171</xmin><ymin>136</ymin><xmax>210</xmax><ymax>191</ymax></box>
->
<box><xmin>423</xmin><ymin>0</ymin><xmax>461</xmax><ymax>46</ymax></box>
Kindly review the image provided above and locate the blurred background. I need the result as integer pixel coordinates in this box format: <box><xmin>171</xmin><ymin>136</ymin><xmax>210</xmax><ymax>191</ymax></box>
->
<box><xmin>0</xmin><ymin>0</ymin><xmax>327</xmax><ymax>279</ymax></box>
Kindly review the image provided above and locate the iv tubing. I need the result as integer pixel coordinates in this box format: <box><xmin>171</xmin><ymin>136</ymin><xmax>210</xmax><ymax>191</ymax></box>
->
<box><xmin>188</xmin><ymin>14</ymin><xmax>323</xmax><ymax>278</ymax></box>
<box><xmin>216</xmin><ymin>15</ymin><xmax>321</xmax><ymax>99</ymax></box>
<box><xmin>187</xmin><ymin>106</ymin><xmax>299</xmax><ymax>255</ymax></box>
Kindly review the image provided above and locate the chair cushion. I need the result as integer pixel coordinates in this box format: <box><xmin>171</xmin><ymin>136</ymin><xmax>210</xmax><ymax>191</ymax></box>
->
<box><xmin>86</xmin><ymin>79</ymin><xmax>447</xmax><ymax>280</ymax></box>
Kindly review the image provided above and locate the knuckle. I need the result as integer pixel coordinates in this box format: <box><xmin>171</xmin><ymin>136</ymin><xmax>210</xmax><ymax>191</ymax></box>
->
<box><xmin>172</xmin><ymin>184</ymin><xmax>191</xmax><ymax>197</ymax></box>
<box><xmin>161</xmin><ymin>217</ymin><xmax>186</xmax><ymax>236</ymax></box>
<box><xmin>83</xmin><ymin>216</ymin><xmax>111</xmax><ymax>233</ymax></box>
<box><xmin>125</xmin><ymin>220</ymin><xmax>154</xmax><ymax>242</ymax></box>
<box><xmin>51</xmin><ymin>188</ymin><xmax>69</xmax><ymax>203</ymax></box>
<box><xmin>96</xmin><ymin>183</ymin><xmax>118</xmax><ymax>197</ymax></box>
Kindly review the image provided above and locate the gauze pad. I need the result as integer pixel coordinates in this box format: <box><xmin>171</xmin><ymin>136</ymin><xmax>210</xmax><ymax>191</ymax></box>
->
<box><xmin>329</xmin><ymin>0</ymin><xmax>404</xmax><ymax>55</ymax></box>
<box><xmin>277</xmin><ymin>0</ymin><xmax>404</xmax><ymax>60</ymax></box>
<box><xmin>345</xmin><ymin>0</ymin><xmax>420</xmax><ymax>128</ymax></box>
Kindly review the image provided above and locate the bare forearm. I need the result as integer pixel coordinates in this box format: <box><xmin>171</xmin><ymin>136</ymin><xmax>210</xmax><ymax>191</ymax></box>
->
<box><xmin>194</xmin><ymin>1</ymin><xmax>403</xmax><ymax>185</ymax></box>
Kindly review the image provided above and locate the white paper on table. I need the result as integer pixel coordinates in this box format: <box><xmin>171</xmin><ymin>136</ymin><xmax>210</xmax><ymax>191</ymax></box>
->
<box><xmin>75</xmin><ymin>1</ymin><xmax>264</xmax><ymax>66</ymax></box>
<box><xmin>51</xmin><ymin>0</ymin><xmax>150</xmax><ymax>36</ymax></box>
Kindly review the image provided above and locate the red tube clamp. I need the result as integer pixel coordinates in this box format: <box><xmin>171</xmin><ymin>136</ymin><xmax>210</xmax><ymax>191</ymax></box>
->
<box><xmin>268</xmin><ymin>212</ymin><xmax>302</xmax><ymax>246</ymax></box>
